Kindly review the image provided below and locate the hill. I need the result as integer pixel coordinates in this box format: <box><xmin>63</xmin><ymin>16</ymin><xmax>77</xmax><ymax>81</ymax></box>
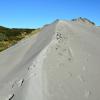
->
<box><xmin>0</xmin><ymin>26</ymin><xmax>39</xmax><ymax>51</ymax></box>
<box><xmin>0</xmin><ymin>18</ymin><xmax>100</xmax><ymax>100</ymax></box>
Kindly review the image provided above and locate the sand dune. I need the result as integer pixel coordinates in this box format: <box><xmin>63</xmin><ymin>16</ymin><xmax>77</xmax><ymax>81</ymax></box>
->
<box><xmin>0</xmin><ymin>18</ymin><xmax>100</xmax><ymax>100</ymax></box>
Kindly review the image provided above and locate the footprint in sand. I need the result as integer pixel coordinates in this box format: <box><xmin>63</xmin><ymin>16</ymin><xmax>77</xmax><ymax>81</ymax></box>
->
<box><xmin>6</xmin><ymin>94</ymin><xmax>14</xmax><ymax>100</ymax></box>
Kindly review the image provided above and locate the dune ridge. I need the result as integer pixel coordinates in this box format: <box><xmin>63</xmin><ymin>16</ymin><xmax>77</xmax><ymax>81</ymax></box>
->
<box><xmin>0</xmin><ymin>19</ymin><xmax>100</xmax><ymax>100</ymax></box>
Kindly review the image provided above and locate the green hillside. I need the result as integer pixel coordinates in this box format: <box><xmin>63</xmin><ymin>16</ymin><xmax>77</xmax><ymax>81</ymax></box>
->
<box><xmin>0</xmin><ymin>26</ymin><xmax>39</xmax><ymax>52</ymax></box>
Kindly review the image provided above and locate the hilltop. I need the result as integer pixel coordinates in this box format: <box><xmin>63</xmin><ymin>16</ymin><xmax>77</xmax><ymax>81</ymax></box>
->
<box><xmin>0</xmin><ymin>18</ymin><xmax>100</xmax><ymax>100</ymax></box>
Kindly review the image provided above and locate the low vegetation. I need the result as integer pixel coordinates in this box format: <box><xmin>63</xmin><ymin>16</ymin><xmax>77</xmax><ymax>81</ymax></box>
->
<box><xmin>0</xmin><ymin>26</ymin><xmax>40</xmax><ymax>52</ymax></box>
<box><xmin>72</xmin><ymin>17</ymin><xmax>95</xmax><ymax>25</ymax></box>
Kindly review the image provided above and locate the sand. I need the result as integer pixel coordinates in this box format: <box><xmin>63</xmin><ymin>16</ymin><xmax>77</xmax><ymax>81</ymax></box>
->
<box><xmin>0</xmin><ymin>19</ymin><xmax>100</xmax><ymax>100</ymax></box>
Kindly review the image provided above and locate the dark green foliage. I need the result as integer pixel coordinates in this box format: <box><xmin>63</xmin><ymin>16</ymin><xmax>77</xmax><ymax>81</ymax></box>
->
<box><xmin>0</xmin><ymin>26</ymin><xmax>37</xmax><ymax>52</ymax></box>
<box><xmin>0</xmin><ymin>26</ymin><xmax>35</xmax><ymax>41</ymax></box>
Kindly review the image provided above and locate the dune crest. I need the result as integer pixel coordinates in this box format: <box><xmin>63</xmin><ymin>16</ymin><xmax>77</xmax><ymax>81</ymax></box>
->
<box><xmin>0</xmin><ymin>19</ymin><xmax>100</xmax><ymax>100</ymax></box>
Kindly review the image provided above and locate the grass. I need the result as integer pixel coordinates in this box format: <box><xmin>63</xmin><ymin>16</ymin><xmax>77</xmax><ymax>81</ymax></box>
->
<box><xmin>0</xmin><ymin>26</ymin><xmax>40</xmax><ymax>52</ymax></box>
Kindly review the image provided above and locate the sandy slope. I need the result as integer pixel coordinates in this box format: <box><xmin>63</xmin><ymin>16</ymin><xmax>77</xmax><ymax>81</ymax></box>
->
<box><xmin>0</xmin><ymin>19</ymin><xmax>100</xmax><ymax>100</ymax></box>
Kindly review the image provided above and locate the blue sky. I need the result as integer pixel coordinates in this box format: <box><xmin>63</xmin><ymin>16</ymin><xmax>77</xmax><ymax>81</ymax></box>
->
<box><xmin>0</xmin><ymin>0</ymin><xmax>100</xmax><ymax>28</ymax></box>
